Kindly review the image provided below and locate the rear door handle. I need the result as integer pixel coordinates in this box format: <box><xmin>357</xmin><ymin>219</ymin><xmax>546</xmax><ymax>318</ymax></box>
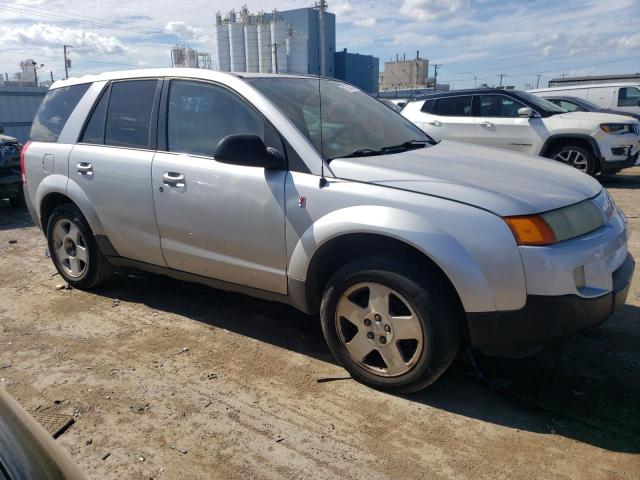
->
<box><xmin>163</xmin><ymin>172</ymin><xmax>185</xmax><ymax>187</ymax></box>
<box><xmin>428</xmin><ymin>120</ymin><xmax>442</xmax><ymax>126</ymax></box>
<box><xmin>76</xmin><ymin>162</ymin><xmax>93</xmax><ymax>175</ymax></box>
<box><xmin>480</xmin><ymin>121</ymin><xmax>494</xmax><ymax>127</ymax></box>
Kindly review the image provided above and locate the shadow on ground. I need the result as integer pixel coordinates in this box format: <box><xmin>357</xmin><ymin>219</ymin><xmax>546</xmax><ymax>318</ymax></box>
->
<box><xmin>90</xmin><ymin>267</ymin><xmax>640</xmax><ymax>454</ymax></box>
<box><xmin>601</xmin><ymin>171</ymin><xmax>640</xmax><ymax>190</ymax></box>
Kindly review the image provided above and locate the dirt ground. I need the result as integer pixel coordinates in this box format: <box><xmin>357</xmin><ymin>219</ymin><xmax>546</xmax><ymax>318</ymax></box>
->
<box><xmin>1</xmin><ymin>167</ymin><xmax>639</xmax><ymax>480</ymax></box>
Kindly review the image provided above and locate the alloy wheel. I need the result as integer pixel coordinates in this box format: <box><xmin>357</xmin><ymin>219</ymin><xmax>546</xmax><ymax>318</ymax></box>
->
<box><xmin>51</xmin><ymin>218</ymin><xmax>89</xmax><ymax>278</ymax></box>
<box><xmin>335</xmin><ymin>282</ymin><xmax>424</xmax><ymax>377</ymax></box>
<box><xmin>553</xmin><ymin>149</ymin><xmax>589</xmax><ymax>172</ymax></box>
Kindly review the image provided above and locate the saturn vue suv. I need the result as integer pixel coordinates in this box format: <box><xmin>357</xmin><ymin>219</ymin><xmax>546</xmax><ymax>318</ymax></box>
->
<box><xmin>21</xmin><ymin>69</ymin><xmax>634</xmax><ymax>392</ymax></box>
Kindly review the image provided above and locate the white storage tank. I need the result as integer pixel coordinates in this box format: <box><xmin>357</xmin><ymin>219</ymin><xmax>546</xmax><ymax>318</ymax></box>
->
<box><xmin>286</xmin><ymin>28</ymin><xmax>308</xmax><ymax>74</ymax></box>
<box><xmin>270</xmin><ymin>18</ymin><xmax>287</xmax><ymax>74</ymax></box>
<box><xmin>257</xmin><ymin>20</ymin><xmax>272</xmax><ymax>73</ymax></box>
<box><xmin>228</xmin><ymin>15</ymin><xmax>246</xmax><ymax>72</ymax></box>
<box><xmin>213</xmin><ymin>22</ymin><xmax>230</xmax><ymax>72</ymax></box>
<box><xmin>244</xmin><ymin>22</ymin><xmax>259</xmax><ymax>73</ymax></box>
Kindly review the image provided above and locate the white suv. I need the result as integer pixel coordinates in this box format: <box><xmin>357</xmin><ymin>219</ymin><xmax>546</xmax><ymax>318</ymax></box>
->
<box><xmin>402</xmin><ymin>88</ymin><xmax>640</xmax><ymax>175</ymax></box>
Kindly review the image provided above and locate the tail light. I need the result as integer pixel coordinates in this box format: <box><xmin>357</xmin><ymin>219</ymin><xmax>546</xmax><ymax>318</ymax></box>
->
<box><xmin>20</xmin><ymin>140</ymin><xmax>31</xmax><ymax>184</ymax></box>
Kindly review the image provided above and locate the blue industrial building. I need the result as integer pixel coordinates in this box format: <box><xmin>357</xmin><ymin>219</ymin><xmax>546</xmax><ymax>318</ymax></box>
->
<box><xmin>335</xmin><ymin>48</ymin><xmax>379</xmax><ymax>94</ymax></box>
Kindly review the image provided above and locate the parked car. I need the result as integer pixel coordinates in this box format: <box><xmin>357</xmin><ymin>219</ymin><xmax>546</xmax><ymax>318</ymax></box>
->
<box><xmin>401</xmin><ymin>88</ymin><xmax>640</xmax><ymax>175</ymax></box>
<box><xmin>387</xmin><ymin>98</ymin><xmax>409</xmax><ymax>110</ymax></box>
<box><xmin>378</xmin><ymin>98</ymin><xmax>403</xmax><ymax>112</ymax></box>
<box><xmin>0</xmin><ymin>127</ymin><xmax>24</xmax><ymax>207</ymax></box>
<box><xmin>529</xmin><ymin>83</ymin><xmax>640</xmax><ymax>115</ymax></box>
<box><xmin>22</xmin><ymin>70</ymin><xmax>634</xmax><ymax>392</ymax></box>
<box><xmin>0</xmin><ymin>388</ymin><xmax>86</xmax><ymax>480</ymax></box>
<box><xmin>529</xmin><ymin>94</ymin><xmax>640</xmax><ymax>121</ymax></box>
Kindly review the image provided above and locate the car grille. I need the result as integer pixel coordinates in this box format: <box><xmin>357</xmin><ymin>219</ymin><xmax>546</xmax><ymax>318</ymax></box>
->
<box><xmin>0</xmin><ymin>143</ymin><xmax>19</xmax><ymax>156</ymax></box>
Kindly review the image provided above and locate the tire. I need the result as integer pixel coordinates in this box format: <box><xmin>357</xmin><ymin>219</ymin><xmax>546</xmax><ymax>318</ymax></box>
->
<box><xmin>9</xmin><ymin>186</ymin><xmax>25</xmax><ymax>208</ymax></box>
<box><xmin>549</xmin><ymin>144</ymin><xmax>597</xmax><ymax>175</ymax></box>
<box><xmin>46</xmin><ymin>203</ymin><xmax>113</xmax><ymax>289</ymax></box>
<box><xmin>320</xmin><ymin>255</ymin><xmax>460</xmax><ymax>393</ymax></box>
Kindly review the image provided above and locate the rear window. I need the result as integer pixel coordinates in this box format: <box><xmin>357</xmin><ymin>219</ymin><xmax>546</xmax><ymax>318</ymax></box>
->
<box><xmin>105</xmin><ymin>80</ymin><xmax>158</xmax><ymax>149</ymax></box>
<box><xmin>30</xmin><ymin>84</ymin><xmax>90</xmax><ymax>142</ymax></box>
<box><xmin>435</xmin><ymin>96</ymin><xmax>472</xmax><ymax>116</ymax></box>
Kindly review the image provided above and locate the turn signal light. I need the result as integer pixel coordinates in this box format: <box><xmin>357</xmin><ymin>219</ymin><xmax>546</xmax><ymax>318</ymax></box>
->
<box><xmin>504</xmin><ymin>215</ymin><xmax>556</xmax><ymax>245</ymax></box>
<box><xmin>20</xmin><ymin>141</ymin><xmax>31</xmax><ymax>184</ymax></box>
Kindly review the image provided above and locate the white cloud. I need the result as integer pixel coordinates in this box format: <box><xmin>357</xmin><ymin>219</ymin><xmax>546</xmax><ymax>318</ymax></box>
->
<box><xmin>0</xmin><ymin>23</ymin><xmax>127</xmax><ymax>54</ymax></box>
<box><xmin>613</xmin><ymin>32</ymin><xmax>640</xmax><ymax>50</ymax></box>
<box><xmin>353</xmin><ymin>17</ymin><xmax>377</xmax><ymax>28</ymax></box>
<box><xmin>164</xmin><ymin>21</ymin><xmax>206</xmax><ymax>42</ymax></box>
<box><xmin>400</xmin><ymin>0</ymin><xmax>469</xmax><ymax>21</ymax></box>
<box><xmin>389</xmin><ymin>32</ymin><xmax>441</xmax><ymax>45</ymax></box>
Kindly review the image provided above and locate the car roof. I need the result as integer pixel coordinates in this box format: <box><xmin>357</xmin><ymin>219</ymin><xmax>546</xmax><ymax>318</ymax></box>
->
<box><xmin>529</xmin><ymin>83</ymin><xmax>640</xmax><ymax>92</ymax></box>
<box><xmin>413</xmin><ymin>88</ymin><xmax>524</xmax><ymax>100</ymax></box>
<box><xmin>49</xmin><ymin>68</ymin><xmax>319</xmax><ymax>90</ymax></box>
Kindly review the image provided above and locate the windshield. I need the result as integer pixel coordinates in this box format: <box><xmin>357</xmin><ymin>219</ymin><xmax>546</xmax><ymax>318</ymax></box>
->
<box><xmin>514</xmin><ymin>91</ymin><xmax>567</xmax><ymax>113</ymax></box>
<box><xmin>246</xmin><ymin>77</ymin><xmax>432</xmax><ymax>160</ymax></box>
<box><xmin>569</xmin><ymin>97</ymin><xmax>602</xmax><ymax>110</ymax></box>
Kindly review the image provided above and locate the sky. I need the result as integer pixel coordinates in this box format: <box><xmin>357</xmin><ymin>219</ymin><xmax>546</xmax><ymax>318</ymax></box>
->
<box><xmin>0</xmin><ymin>0</ymin><xmax>639</xmax><ymax>90</ymax></box>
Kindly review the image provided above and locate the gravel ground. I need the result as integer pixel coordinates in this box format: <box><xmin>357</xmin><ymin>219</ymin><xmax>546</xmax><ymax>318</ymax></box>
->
<box><xmin>0</xmin><ymin>167</ymin><xmax>639</xmax><ymax>480</ymax></box>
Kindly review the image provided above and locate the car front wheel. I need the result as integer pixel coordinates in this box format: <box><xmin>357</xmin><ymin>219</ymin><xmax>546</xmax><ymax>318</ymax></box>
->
<box><xmin>550</xmin><ymin>145</ymin><xmax>596</xmax><ymax>175</ymax></box>
<box><xmin>320</xmin><ymin>255</ymin><xmax>460</xmax><ymax>393</ymax></box>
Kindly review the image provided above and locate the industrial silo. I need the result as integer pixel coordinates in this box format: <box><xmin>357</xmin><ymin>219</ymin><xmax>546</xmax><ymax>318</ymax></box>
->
<box><xmin>286</xmin><ymin>27</ymin><xmax>308</xmax><ymax>74</ymax></box>
<box><xmin>270</xmin><ymin>15</ymin><xmax>287</xmax><ymax>74</ymax></box>
<box><xmin>257</xmin><ymin>16</ymin><xmax>272</xmax><ymax>73</ymax></box>
<box><xmin>244</xmin><ymin>19</ymin><xmax>259</xmax><ymax>73</ymax></box>
<box><xmin>228</xmin><ymin>11</ymin><xmax>246</xmax><ymax>72</ymax></box>
<box><xmin>213</xmin><ymin>12</ymin><xmax>230</xmax><ymax>71</ymax></box>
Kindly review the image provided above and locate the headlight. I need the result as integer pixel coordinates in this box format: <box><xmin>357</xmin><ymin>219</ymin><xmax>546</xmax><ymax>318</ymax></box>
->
<box><xmin>600</xmin><ymin>123</ymin><xmax>634</xmax><ymax>134</ymax></box>
<box><xmin>505</xmin><ymin>199</ymin><xmax>604</xmax><ymax>246</ymax></box>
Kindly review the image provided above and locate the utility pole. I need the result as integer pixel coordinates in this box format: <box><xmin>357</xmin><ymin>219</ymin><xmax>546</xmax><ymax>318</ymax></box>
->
<box><xmin>432</xmin><ymin>64</ymin><xmax>441</xmax><ymax>91</ymax></box>
<box><xmin>50</xmin><ymin>71</ymin><xmax>54</xmax><ymax>82</ymax></box>
<box><xmin>535</xmin><ymin>74</ymin><xmax>542</xmax><ymax>88</ymax></box>
<box><xmin>31</xmin><ymin>61</ymin><xmax>44</xmax><ymax>87</ymax></box>
<box><xmin>498</xmin><ymin>73</ymin><xmax>505</xmax><ymax>86</ymax></box>
<box><xmin>270</xmin><ymin>42</ymin><xmax>284</xmax><ymax>74</ymax></box>
<box><xmin>64</xmin><ymin>45</ymin><xmax>73</xmax><ymax>79</ymax></box>
<box><xmin>474</xmin><ymin>75</ymin><xmax>477</xmax><ymax>88</ymax></box>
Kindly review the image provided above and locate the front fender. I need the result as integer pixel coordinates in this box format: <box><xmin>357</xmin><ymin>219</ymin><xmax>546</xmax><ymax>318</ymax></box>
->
<box><xmin>288</xmin><ymin>205</ymin><xmax>499</xmax><ymax>313</ymax></box>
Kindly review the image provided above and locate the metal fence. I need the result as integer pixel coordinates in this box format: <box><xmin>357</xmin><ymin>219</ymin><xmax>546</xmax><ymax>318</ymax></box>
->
<box><xmin>0</xmin><ymin>84</ymin><xmax>47</xmax><ymax>143</ymax></box>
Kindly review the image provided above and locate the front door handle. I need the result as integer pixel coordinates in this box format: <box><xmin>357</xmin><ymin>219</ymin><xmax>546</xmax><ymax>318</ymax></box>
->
<box><xmin>480</xmin><ymin>121</ymin><xmax>494</xmax><ymax>127</ymax></box>
<box><xmin>76</xmin><ymin>162</ymin><xmax>93</xmax><ymax>175</ymax></box>
<box><xmin>163</xmin><ymin>172</ymin><xmax>185</xmax><ymax>187</ymax></box>
<box><xmin>428</xmin><ymin>120</ymin><xmax>442</xmax><ymax>126</ymax></box>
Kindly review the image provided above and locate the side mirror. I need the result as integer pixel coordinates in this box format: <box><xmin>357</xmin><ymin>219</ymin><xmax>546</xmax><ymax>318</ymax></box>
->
<box><xmin>214</xmin><ymin>134</ymin><xmax>284</xmax><ymax>170</ymax></box>
<box><xmin>518</xmin><ymin>107</ymin><xmax>538</xmax><ymax>118</ymax></box>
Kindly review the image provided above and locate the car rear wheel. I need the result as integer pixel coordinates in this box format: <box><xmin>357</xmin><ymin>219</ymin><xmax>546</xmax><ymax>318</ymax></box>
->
<box><xmin>46</xmin><ymin>204</ymin><xmax>113</xmax><ymax>289</ymax></box>
<box><xmin>320</xmin><ymin>255</ymin><xmax>460</xmax><ymax>393</ymax></box>
<box><xmin>550</xmin><ymin>145</ymin><xmax>596</xmax><ymax>175</ymax></box>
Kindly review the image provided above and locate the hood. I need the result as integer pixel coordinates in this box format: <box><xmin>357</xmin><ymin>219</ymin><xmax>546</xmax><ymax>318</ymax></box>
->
<box><xmin>329</xmin><ymin>141</ymin><xmax>602</xmax><ymax>216</ymax></box>
<box><xmin>600</xmin><ymin>109</ymin><xmax>640</xmax><ymax>121</ymax></box>
<box><xmin>556</xmin><ymin>111</ymin><xmax>639</xmax><ymax>123</ymax></box>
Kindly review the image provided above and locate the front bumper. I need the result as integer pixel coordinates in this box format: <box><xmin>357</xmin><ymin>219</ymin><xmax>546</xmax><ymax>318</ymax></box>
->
<box><xmin>601</xmin><ymin>151</ymin><xmax>639</xmax><ymax>174</ymax></box>
<box><xmin>467</xmin><ymin>253</ymin><xmax>634</xmax><ymax>352</ymax></box>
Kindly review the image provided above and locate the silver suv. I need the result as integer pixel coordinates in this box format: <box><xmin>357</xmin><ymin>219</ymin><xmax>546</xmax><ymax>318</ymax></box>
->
<box><xmin>22</xmin><ymin>69</ymin><xmax>634</xmax><ymax>392</ymax></box>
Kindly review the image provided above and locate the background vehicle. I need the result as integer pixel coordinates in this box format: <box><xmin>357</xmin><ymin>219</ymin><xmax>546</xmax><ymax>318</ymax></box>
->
<box><xmin>529</xmin><ymin>83</ymin><xmax>640</xmax><ymax>115</ymax></box>
<box><xmin>533</xmin><ymin>95</ymin><xmax>640</xmax><ymax>121</ymax></box>
<box><xmin>0</xmin><ymin>388</ymin><xmax>86</xmax><ymax>480</ymax></box>
<box><xmin>402</xmin><ymin>88</ymin><xmax>640</xmax><ymax>175</ymax></box>
<box><xmin>378</xmin><ymin>98</ymin><xmax>402</xmax><ymax>112</ymax></box>
<box><xmin>22</xmin><ymin>70</ymin><xmax>634</xmax><ymax>393</ymax></box>
<box><xmin>0</xmin><ymin>127</ymin><xmax>23</xmax><ymax>207</ymax></box>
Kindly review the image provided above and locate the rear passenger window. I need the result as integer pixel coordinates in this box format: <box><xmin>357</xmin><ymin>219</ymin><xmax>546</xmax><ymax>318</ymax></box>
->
<box><xmin>421</xmin><ymin>99</ymin><xmax>435</xmax><ymax>113</ymax></box>
<box><xmin>435</xmin><ymin>96</ymin><xmax>472</xmax><ymax>116</ymax></box>
<box><xmin>30</xmin><ymin>84</ymin><xmax>90</xmax><ymax>142</ymax></box>
<box><xmin>167</xmin><ymin>80</ymin><xmax>264</xmax><ymax>157</ymax></box>
<box><xmin>618</xmin><ymin>87</ymin><xmax>640</xmax><ymax>107</ymax></box>
<box><xmin>81</xmin><ymin>86</ymin><xmax>109</xmax><ymax>144</ymax></box>
<box><xmin>105</xmin><ymin>80</ymin><xmax>157</xmax><ymax>149</ymax></box>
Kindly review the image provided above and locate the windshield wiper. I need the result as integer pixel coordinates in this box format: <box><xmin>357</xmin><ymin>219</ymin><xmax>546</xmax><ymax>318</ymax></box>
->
<box><xmin>380</xmin><ymin>139</ymin><xmax>431</xmax><ymax>152</ymax></box>
<box><xmin>329</xmin><ymin>148</ymin><xmax>383</xmax><ymax>161</ymax></box>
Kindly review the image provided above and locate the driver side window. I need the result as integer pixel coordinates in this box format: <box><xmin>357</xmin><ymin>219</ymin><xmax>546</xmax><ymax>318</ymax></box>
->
<box><xmin>618</xmin><ymin>87</ymin><xmax>640</xmax><ymax>107</ymax></box>
<box><xmin>167</xmin><ymin>80</ymin><xmax>264</xmax><ymax>157</ymax></box>
<box><xmin>479</xmin><ymin>95</ymin><xmax>526</xmax><ymax>117</ymax></box>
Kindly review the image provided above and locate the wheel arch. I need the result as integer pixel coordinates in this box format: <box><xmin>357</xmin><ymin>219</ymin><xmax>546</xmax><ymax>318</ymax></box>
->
<box><xmin>288</xmin><ymin>206</ymin><xmax>497</xmax><ymax>318</ymax></box>
<box><xmin>539</xmin><ymin>134</ymin><xmax>602</xmax><ymax>170</ymax></box>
